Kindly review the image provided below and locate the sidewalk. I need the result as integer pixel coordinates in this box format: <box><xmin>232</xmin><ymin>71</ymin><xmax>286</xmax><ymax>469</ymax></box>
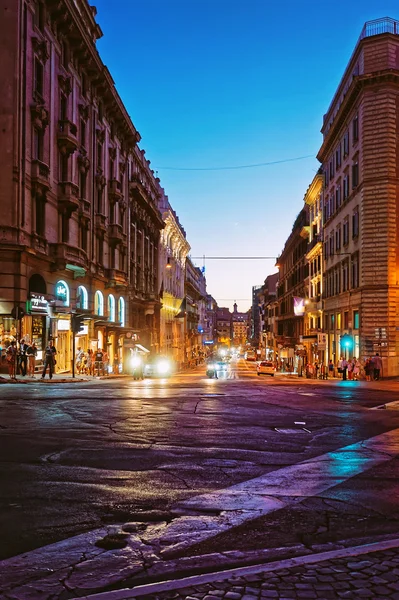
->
<box><xmin>0</xmin><ymin>372</ymin><xmax>132</xmax><ymax>384</ymax></box>
<box><xmin>84</xmin><ymin>539</ymin><xmax>399</xmax><ymax>600</ymax></box>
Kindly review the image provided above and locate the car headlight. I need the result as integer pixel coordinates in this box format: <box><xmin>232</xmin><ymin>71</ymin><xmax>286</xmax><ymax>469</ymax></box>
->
<box><xmin>157</xmin><ymin>360</ymin><xmax>170</xmax><ymax>375</ymax></box>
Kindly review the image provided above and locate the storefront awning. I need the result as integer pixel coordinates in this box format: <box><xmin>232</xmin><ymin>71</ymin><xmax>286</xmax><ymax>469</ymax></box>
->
<box><xmin>135</xmin><ymin>343</ymin><xmax>150</xmax><ymax>353</ymax></box>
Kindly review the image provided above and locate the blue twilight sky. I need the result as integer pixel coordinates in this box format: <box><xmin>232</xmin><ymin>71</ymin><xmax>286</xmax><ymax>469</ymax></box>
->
<box><xmin>93</xmin><ymin>0</ymin><xmax>398</xmax><ymax>312</ymax></box>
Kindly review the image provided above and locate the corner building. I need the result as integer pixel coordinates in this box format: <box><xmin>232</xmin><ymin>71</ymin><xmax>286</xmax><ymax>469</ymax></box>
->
<box><xmin>0</xmin><ymin>0</ymin><xmax>164</xmax><ymax>371</ymax></box>
<box><xmin>318</xmin><ymin>18</ymin><xmax>399</xmax><ymax>375</ymax></box>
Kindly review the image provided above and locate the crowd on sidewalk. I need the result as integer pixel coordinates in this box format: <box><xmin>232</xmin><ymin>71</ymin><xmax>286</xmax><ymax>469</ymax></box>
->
<box><xmin>4</xmin><ymin>338</ymin><xmax>58</xmax><ymax>380</ymax></box>
<box><xmin>304</xmin><ymin>353</ymin><xmax>383</xmax><ymax>381</ymax></box>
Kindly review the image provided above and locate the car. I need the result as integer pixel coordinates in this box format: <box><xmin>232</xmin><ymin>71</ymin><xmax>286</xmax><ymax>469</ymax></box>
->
<box><xmin>257</xmin><ymin>361</ymin><xmax>275</xmax><ymax>376</ymax></box>
<box><xmin>143</xmin><ymin>356</ymin><xmax>173</xmax><ymax>378</ymax></box>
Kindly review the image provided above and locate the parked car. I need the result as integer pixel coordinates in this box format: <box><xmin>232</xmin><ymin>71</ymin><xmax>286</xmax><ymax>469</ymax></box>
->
<box><xmin>257</xmin><ymin>360</ymin><xmax>275</xmax><ymax>376</ymax></box>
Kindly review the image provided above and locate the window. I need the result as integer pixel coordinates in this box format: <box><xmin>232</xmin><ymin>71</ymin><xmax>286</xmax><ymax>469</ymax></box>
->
<box><xmin>335</xmin><ymin>226</ymin><xmax>341</xmax><ymax>250</ymax></box>
<box><xmin>60</xmin><ymin>93</ymin><xmax>67</xmax><ymax>122</ymax></box>
<box><xmin>35</xmin><ymin>1</ymin><xmax>45</xmax><ymax>32</ymax></box>
<box><xmin>108</xmin><ymin>294</ymin><xmax>115</xmax><ymax>321</ymax></box>
<box><xmin>344</xmin><ymin>311</ymin><xmax>349</xmax><ymax>329</ymax></box>
<box><xmin>97</xmin><ymin>189</ymin><xmax>103</xmax><ymax>213</ymax></box>
<box><xmin>76</xmin><ymin>285</ymin><xmax>88</xmax><ymax>310</ymax></box>
<box><xmin>80</xmin><ymin>223</ymin><xmax>87</xmax><ymax>252</ymax></box>
<box><xmin>351</xmin><ymin>256</ymin><xmax>359</xmax><ymax>288</ymax></box>
<box><xmin>342</xmin><ymin>261</ymin><xmax>349</xmax><ymax>291</ymax></box>
<box><xmin>60</xmin><ymin>153</ymin><xmax>68</xmax><ymax>181</ymax></box>
<box><xmin>98</xmin><ymin>102</ymin><xmax>104</xmax><ymax>122</ymax></box>
<box><xmin>61</xmin><ymin>213</ymin><xmax>69</xmax><ymax>243</ymax></box>
<box><xmin>324</xmin><ymin>240</ymin><xmax>329</xmax><ymax>260</ymax></box>
<box><xmin>329</xmin><ymin>234</ymin><xmax>334</xmax><ymax>256</ymax></box>
<box><xmin>118</xmin><ymin>297</ymin><xmax>125</xmax><ymax>327</ymax></box>
<box><xmin>352</xmin><ymin>207</ymin><xmax>359</xmax><ymax>238</ymax></box>
<box><xmin>94</xmin><ymin>291</ymin><xmax>104</xmax><ymax>316</ymax></box>
<box><xmin>80</xmin><ymin>119</ymin><xmax>86</xmax><ymax>148</ymax></box>
<box><xmin>97</xmin><ymin>142</ymin><xmax>102</xmax><ymax>168</ymax></box>
<box><xmin>61</xmin><ymin>39</ymin><xmax>70</xmax><ymax>69</ymax></box>
<box><xmin>352</xmin><ymin>163</ymin><xmax>359</xmax><ymax>188</ymax></box>
<box><xmin>329</xmin><ymin>159</ymin><xmax>334</xmax><ymax>180</ymax></box>
<box><xmin>343</xmin><ymin>218</ymin><xmax>349</xmax><ymax>246</ymax></box>
<box><xmin>343</xmin><ymin>174</ymin><xmax>350</xmax><ymax>200</ymax></box>
<box><xmin>97</xmin><ymin>236</ymin><xmax>103</xmax><ymax>264</ymax></box>
<box><xmin>81</xmin><ymin>72</ymin><xmax>87</xmax><ymax>97</ymax></box>
<box><xmin>335</xmin><ymin>144</ymin><xmax>342</xmax><ymax>169</ymax></box>
<box><xmin>335</xmin><ymin>185</ymin><xmax>341</xmax><ymax>210</ymax></box>
<box><xmin>337</xmin><ymin>313</ymin><xmax>341</xmax><ymax>329</ymax></box>
<box><xmin>79</xmin><ymin>171</ymin><xmax>86</xmax><ymax>199</ymax></box>
<box><xmin>353</xmin><ymin>115</ymin><xmax>359</xmax><ymax>142</ymax></box>
<box><xmin>35</xmin><ymin>196</ymin><xmax>45</xmax><ymax>237</ymax></box>
<box><xmin>32</xmin><ymin>128</ymin><xmax>44</xmax><ymax>161</ymax></box>
<box><xmin>343</xmin><ymin>130</ymin><xmax>350</xmax><ymax>156</ymax></box>
<box><xmin>330</xmin><ymin>314</ymin><xmax>335</xmax><ymax>330</ymax></box>
<box><xmin>33</xmin><ymin>58</ymin><xmax>44</xmax><ymax>99</ymax></box>
<box><xmin>353</xmin><ymin>310</ymin><xmax>359</xmax><ymax>329</ymax></box>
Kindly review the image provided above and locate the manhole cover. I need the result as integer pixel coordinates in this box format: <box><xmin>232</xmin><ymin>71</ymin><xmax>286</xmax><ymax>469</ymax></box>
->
<box><xmin>201</xmin><ymin>393</ymin><xmax>226</xmax><ymax>397</ymax></box>
<box><xmin>275</xmin><ymin>428</ymin><xmax>310</xmax><ymax>434</ymax></box>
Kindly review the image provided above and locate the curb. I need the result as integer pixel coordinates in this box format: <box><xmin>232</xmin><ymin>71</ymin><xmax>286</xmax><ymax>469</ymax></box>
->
<box><xmin>82</xmin><ymin>537</ymin><xmax>399</xmax><ymax>600</ymax></box>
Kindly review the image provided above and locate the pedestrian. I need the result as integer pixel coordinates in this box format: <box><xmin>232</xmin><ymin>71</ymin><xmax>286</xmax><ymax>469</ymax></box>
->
<box><xmin>42</xmin><ymin>342</ymin><xmax>56</xmax><ymax>379</ymax></box>
<box><xmin>353</xmin><ymin>358</ymin><xmax>360</xmax><ymax>380</ymax></box>
<box><xmin>94</xmin><ymin>348</ymin><xmax>104</xmax><ymax>376</ymax></box>
<box><xmin>86</xmin><ymin>348</ymin><xmax>93</xmax><ymax>376</ymax></box>
<box><xmin>328</xmin><ymin>359</ymin><xmax>335</xmax><ymax>378</ymax></box>
<box><xmin>314</xmin><ymin>361</ymin><xmax>319</xmax><ymax>379</ymax></box>
<box><xmin>337</xmin><ymin>356</ymin><xmax>344</xmax><ymax>378</ymax></box>
<box><xmin>103</xmin><ymin>349</ymin><xmax>109</xmax><ymax>375</ymax></box>
<box><xmin>27</xmin><ymin>342</ymin><xmax>38</xmax><ymax>377</ymax></box>
<box><xmin>76</xmin><ymin>347</ymin><xmax>84</xmax><ymax>374</ymax></box>
<box><xmin>6</xmin><ymin>340</ymin><xmax>17</xmax><ymax>380</ymax></box>
<box><xmin>18</xmin><ymin>339</ymin><xmax>29</xmax><ymax>376</ymax></box>
<box><xmin>372</xmin><ymin>352</ymin><xmax>383</xmax><ymax>380</ymax></box>
<box><xmin>113</xmin><ymin>353</ymin><xmax>119</xmax><ymax>374</ymax></box>
<box><xmin>347</xmin><ymin>358</ymin><xmax>354</xmax><ymax>380</ymax></box>
<box><xmin>364</xmin><ymin>356</ymin><xmax>372</xmax><ymax>382</ymax></box>
<box><xmin>341</xmin><ymin>357</ymin><xmax>348</xmax><ymax>381</ymax></box>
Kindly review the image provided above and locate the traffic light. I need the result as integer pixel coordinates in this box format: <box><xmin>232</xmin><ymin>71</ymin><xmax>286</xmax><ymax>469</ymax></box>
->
<box><xmin>71</xmin><ymin>314</ymin><xmax>85</xmax><ymax>333</ymax></box>
<box><xmin>340</xmin><ymin>334</ymin><xmax>353</xmax><ymax>351</ymax></box>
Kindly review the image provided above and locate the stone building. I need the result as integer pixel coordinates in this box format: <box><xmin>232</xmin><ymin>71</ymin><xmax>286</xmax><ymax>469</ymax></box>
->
<box><xmin>301</xmin><ymin>170</ymin><xmax>324</xmax><ymax>365</ymax></box>
<box><xmin>216</xmin><ymin>307</ymin><xmax>232</xmax><ymax>348</ymax></box>
<box><xmin>0</xmin><ymin>0</ymin><xmax>164</xmax><ymax>372</ymax></box>
<box><xmin>318</xmin><ymin>17</ymin><xmax>399</xmax><ymax>375</ymax></box>
<box><xmin>275</xmin><ymin>208</ymin><xmax>309</xmax><ymax>371</ymax></box>
<box><xmin>258</xmin><ymin>273</ymin><xmax>278</xmax><ymax>360</ymax></box>
<box><xmin>158</xmin><ymin>195</ymin><xmax>190</xmax><ymax>366</ymax></box>
<box><xmin>231</xmin><ymin>302</ymin><xmax>248</xmax><ymax>349</ymax></box>
<box><xmin>184</xmin><ymin>258</ymin><xmax>206</xmax><ymax>365</ymax></box>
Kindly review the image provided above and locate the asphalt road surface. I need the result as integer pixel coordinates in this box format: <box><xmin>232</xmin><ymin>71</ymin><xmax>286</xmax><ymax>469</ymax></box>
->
<box><xmin>1</xmin><ymin>357</ymin><xmax>399</xmax><ymax>562</ymax></box>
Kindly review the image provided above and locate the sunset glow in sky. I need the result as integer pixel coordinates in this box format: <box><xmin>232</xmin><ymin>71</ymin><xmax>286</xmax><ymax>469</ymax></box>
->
<box><xmin>94</xmin><ymin>0</ymin><xmax>398</xmax><ymax>311</ymax></box>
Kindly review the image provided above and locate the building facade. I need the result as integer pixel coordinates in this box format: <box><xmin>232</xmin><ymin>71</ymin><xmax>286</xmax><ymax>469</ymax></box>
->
<box><xmin>231</xmin><ymin>302</ymin><xmax>248</xmax><ymax>349</ymax></box>
<box><xmin>318</xmin><ymin>17</ymin><xmax>399</xmax><ymax>375</ymax></box>
<box><xmin>0</xmin><ymin>0</ymin><xmax>167</xmax><ymax>372</ymax></box>
<box><xmin>158</xmin><ymin>195</ymin><xmax>190</xmax><ymax>366</ymax></box>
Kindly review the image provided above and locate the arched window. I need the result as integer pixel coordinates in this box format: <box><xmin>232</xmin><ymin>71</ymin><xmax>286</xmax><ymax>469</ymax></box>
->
<box><xmin>94</xmin><ymin>290</ymin><xmax>104</xmax><ymax>316</ymax></box>
<box><xmin>118</xmin><ymin>297</ymin><xmax>125</xmax><ymax>327</ymax></box>
<box><xmin>108</xmin><ymin>294</ymin><xmax>115</xmax><ymax>322</ymax></box>
<box><xmin>55</xmin><ymin>280</ymin><xmax>69</xmax><ymax>306</ymax></box>
<box><xmin>77</xmin><ymin>285</ymin><xmax>88</xmax><ymax>310</ymax></box>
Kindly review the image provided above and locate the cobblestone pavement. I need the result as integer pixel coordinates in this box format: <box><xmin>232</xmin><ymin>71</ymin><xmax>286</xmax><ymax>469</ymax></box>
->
<box><xmin>133</xmin><ymin>548</ymin><xmax>399</xmax><ymax>600</ymax></box>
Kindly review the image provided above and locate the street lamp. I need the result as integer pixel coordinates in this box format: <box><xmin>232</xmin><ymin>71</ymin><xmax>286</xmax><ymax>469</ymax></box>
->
<box><xmin>166</xmin><ymin>257</ymin><xmax>172</xmax><ymax>269</ymax></box>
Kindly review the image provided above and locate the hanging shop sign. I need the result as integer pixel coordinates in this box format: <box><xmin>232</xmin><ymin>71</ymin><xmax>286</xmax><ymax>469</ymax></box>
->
<box><xmin>57</xmin><ymin>319</ymin><xmax>71</xmax><ymax>331</ymax></box>
<box><xmin>29</xmin><ymin>293</ymin><xmax>49</xmax><ymax>314</ymax></box>
<box><xmin>293</xmin><ymin>297</ymin><xmax>305</xmax><ymax>317</ymax></box>
<box><xmin>55</xmin><ymin>280</ymin><xmax>70</xmax><ymax>306</ymax></box>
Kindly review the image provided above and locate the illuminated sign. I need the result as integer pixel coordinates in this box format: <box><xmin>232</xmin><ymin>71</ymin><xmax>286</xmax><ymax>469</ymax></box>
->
<box><xmin>293</xmin><ymin>297</ymin><xmax>305</xmax><ymax>317</ymax></box>
<box><xmin>55</xmin><ymin>280</ymin><xmax>69</xmax><ymax>306</ymax></box>
<box><xmin>57</xmin><ymin>319</ymin><xmax>70</xmax><ymax>331</ymax></box>
<box><xmin>30</xmin><ymin>293</ymin><xmax>48</xmax><ymax>313</ymax></box>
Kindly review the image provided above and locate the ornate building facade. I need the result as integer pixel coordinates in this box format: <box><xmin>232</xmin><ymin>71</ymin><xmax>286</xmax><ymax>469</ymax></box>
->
<box><xmin>318</xmin><ymin>17</ymin><xmax>399</xmax><ymax>375</ymax></box>
<box><xmin>0</xmin><ymin>0</ymin><xmax>164</xmax><ymax>371</ymax></box>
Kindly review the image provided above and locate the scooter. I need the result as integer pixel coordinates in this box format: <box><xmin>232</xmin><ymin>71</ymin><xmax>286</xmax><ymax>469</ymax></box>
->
<box><xmin>131</xmin><ymin>354</ymin><xmax>144</xmax><ymax>380</ymax></box>
<box><xmin>206</xmin><ymin>363</ymin><xmax>218</xmax><ymax>378</ymax></box>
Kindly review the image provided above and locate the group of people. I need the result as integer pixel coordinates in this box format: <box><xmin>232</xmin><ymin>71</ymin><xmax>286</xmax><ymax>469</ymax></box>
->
<box><xmin>5</xmin><ymin>339</ymin><xmax>56</xmax><ymax>379</ymax></box>
<box><xmin>304</xmin><ymin>353</ymin><xmax>383</xmax><ymax>381</ymax></box>
<box><xmin>75</xmin><ymin>347</ymin><xmax>117</xmax><ymax>376</ymax></box>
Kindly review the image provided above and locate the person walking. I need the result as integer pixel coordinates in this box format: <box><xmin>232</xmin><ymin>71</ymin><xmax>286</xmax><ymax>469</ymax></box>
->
<box><xmin>27</xmin><ymin>342</ymin><xmax>38</xmax><ymax>377</ymax></box>
<box><xmin>341</xmin><ymin>357</ymin><xmax>348</xmax><ymax>381</ymax></box>
<box><xmin>76</xmin><ymin>347</ymin><xmax>85</xmax><ymax>375</ymax></box>
<box><xmin>328</xmin><ymin>359</ymin><xmax>335</xmax><ymax>378</ymax></box>
<box><xmin>364</xmin><ymin>356</ymin><xmax>372</xmax><ymax>381</ymax></box>
<box><xmin>6</xmin><ymin>341</ymin><xmax>17</xmax><ymax>380</ymax></box>
<box><xmin>372</xmin><ymin>352</ymin><xmax>383</xmax><ymax>380</ymax></box>
<box><xmin>337</xmin><ymin>357</ymin><xmax>343</xmax><ymax>378</ymax></box>
<box><xmin>18</xmin><ymin>339</ymin><xmax>29</xmax><ymax>377</ymax></box>
<box><xmin>42</xmin><ymin>342</ymin><xmax>56</xmax><ymax>379</ymax></box>
<box><xmin>86</xmin><ymin>349</ymin><xmax>93</xmax><ymax>376</ymax></box>
<box><xmin>353</xmin><ymin>358</ymin><xmax>361</xmax><ymax>380</ymax></box>
<box><xmin>347</xmin><ymin>358</ymin><xmax>354</xmax><ymax>380</ymax></box>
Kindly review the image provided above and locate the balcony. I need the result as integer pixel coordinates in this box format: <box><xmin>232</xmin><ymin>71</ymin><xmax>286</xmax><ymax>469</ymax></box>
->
<box><xmin>105</xmin><ymin>268</ymin><xmax>128</xmax><ymax>289</ymax></box>
<box><xmin>307</xmin><ymin>236</ymin><xmax>322</xmax><ymax>254</ymax></box>
<box><xmin>58</xmin><ymin>181</ymin><xmax>79</xmax><ymax>215</ymax></box>
<box><xmin>108</xmin><ymin>179</ymin><xmax>123</xmax><ymax>203</ymax></box>
<box><xmin>79</xmin><ymin>197</ymin><xmax>91</xmax><ymax>217</ymax></box>
<box><xmin>108</xmin><ymin>223</ymin><xmax>124</xmax><ymax>245</ymax></box>
<box><xmin>31</xmin><ymin>159</ymin><xmax>50</xmax><ymax>193</ymax></box>
<box><xmin>49</xmin><ymin>243</ymin><xmax>88</xmax><ymax>272</ymax></box>
<box><xmin>57</xmin><ymin>120</ymin><xmax>78</xmax><ymax>155</ymax></box>
<box><xmin>95</xmin><ymin>213</ymin><xmax>107</xmax><ymax>233</ymax></box>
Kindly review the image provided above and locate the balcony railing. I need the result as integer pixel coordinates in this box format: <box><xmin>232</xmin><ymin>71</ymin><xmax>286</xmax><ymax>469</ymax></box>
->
<box><xmin>57</xmin><ymin>120</ymin><xmax>78</xmax><ymax>154</ymax></box>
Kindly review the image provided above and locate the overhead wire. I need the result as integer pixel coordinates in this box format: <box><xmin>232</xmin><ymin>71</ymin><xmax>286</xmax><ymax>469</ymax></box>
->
<box><xmin>154</xmin><ymin>153</ymin><xmax>315</xmax><ymax>171</ymax></box>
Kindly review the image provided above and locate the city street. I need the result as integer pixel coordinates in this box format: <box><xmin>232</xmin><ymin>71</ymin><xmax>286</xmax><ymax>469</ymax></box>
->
<box><xmin>2</xmin><ymin>358</ymin><xmax>399</xmax><ymax>598</ymax></box>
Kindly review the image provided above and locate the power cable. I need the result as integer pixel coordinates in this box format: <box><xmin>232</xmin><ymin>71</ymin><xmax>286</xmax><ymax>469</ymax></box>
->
<box><xmin>155</xmin><ymin>153</ymin><xmax>315</xmax><ymax>171</ymax></box>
